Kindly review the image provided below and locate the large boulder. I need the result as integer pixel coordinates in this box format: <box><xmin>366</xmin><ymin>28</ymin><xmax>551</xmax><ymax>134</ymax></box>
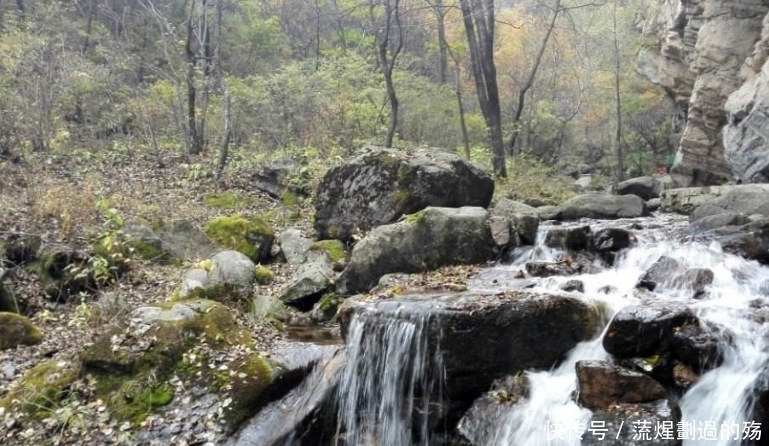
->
<box><xmin>124</xmin><ymin>220</ymin><xmax>219</xmax><ymax>264</ymax></box>
<box><xmin>277</xmin><ymin>228</ymin><xmax>313</xmax><ymax>265</ymax></box>
<box><xmin>690</xmin><ymin>184</ymin><xmax>769</xmax><ymax>222</ymax></box>
<box><xmin>616</xmin><ymin>176</ymin><xmax>662</xmax><ymax>200</ymax></box>
<box><xmin>576</xmin><ymin>360</ymin><xmax>666</xmax><ymax>410</ymax></box>
<box><xmin>705</xmin><ymin>218</ymin><xmax>769</xmax><ymax>264</ymax></box>
<box><xmin>313</xmin><ymin>147</ymin><xmax>494</xmax><ymax>242</ymax></box>
<box><xmin>582</xmin><ymin>400</ymin><xmax>681</xmax><ymax>446</ymax></box>
<box><xmin>338</xmin><ymin>290</ymin><xmax>603</xmax><ymax>400</ymax></box>
<box><xmin>603</xmin><ymin>302</ymin><xmax>696</xmax><ymax>358</ymax></box>
<box><xmin>280</xmin><ymin>261</ymin><xmax>335</xmax><ymax>310</ymax></box>
<box><xmin>335</xmin><ymin>207</ymin><xmax>497</xmax><ymax>294</ymax></box>
<box><xmin>553</xmin><ymin>194</ymin><xmax>649</xmax><ymax>221</ymax></box>
<box><xmin>489</xmin><ymin>198</ymin><xmax>540</xmax><ymax>245</ymax></box>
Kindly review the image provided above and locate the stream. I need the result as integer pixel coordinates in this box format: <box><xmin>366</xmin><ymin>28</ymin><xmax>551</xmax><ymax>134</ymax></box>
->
<box><xmin>335</xmin><ymin>213</ymin><xmax>769</xmax><ymax>445</ymax></box>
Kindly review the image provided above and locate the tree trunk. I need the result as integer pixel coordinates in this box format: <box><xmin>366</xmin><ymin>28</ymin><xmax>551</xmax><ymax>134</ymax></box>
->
<box><xmin>185</xmin><ymin>0</ymin><xmax>202</xmax><ymax>155</ymax></box>
<box><xmin>369</xmin><ymin>0</ymin><xmax>404</xmax><ymax>148</ymax></box>
<box><xmin>612</xmin><ymin>0</ymin><xmax>624</xmax><ymax>183</ymax></box>
<box><xmin>82</xmin><ymin>0</ymin><xmax>97</xmax><ymax>54</ymax></box>
<box><xmin>458</xmin><ymin>0</ymin><xmax>506</xmax><ymax>177</ymax></box>
<box><xmin>455</xmin><ymin>64</ymin><xmax>471</xmax><ymax>160</ymax></box>
<box><xmin>508</xmin><ymin>0</ymin><xmax>560</xmax><ymax>156</ymax></box>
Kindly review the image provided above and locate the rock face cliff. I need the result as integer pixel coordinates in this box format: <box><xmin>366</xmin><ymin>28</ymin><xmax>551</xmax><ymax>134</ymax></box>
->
<box><xmin>639</xmin><ymin>0</ymin><xmax>769</xmax><ymax>186</ymax></box>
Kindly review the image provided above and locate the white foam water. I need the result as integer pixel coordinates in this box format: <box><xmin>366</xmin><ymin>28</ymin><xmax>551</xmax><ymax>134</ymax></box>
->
<box><xmin>335</xmin><ymin>311</ymin><xmax>445</xmax><ymax>446</ymax></box>
<box><xmin>488</xmin><ymin>216</ymin><xmax>769</xmax><ymax>446</ymax></box>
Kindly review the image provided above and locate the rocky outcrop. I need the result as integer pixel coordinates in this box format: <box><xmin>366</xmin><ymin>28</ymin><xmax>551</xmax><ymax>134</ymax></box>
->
<box><xmin>552</xmin><ymin>194</ymin><xmax>649</xmax><ymax>220</ymax></box>
<box><xmin>689</xmin><ymin>184</ymin><xmax>769</xmax><ymax>221</ymax></box>
<box><xmin>724</xmin><ymin>11</ymin><xmax>769</xmax><ymax>183</ymax></box>
<box><xmin>640</xmin><ymin>0</ymin><xmax>769</xmax><ymax>186</ymax></box>
<box><xmin>313</xmin><ymin>147</ymin><xmax>494</xmax><ymax>242</ymax></box>
<box><xmin>338</xmin><ymin>290</ymin><xmax>603</xmax><ymax>399</ymax></box>
<box><xmin>616</xmin><ymin>176</ymin><xmax>663</xmax><ymax>200</ymax></box>
<box><xmin>335</xmin><ymin>207</ymin><xmax>498</xmax><ymax>294</ymax></box>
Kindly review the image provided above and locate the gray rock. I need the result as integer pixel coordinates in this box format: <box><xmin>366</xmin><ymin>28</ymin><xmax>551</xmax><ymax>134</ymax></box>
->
<box><xmin>251</xmin><ymin>158</ymin><xmax>309</xmax><ymax>199</ymax></box>
<box><xmin>335</xmin><ymin>207</ymin><xmax>496</xmax><ymax>294</ymax></box>
<box><xmin>706</xmin><ymin>218</ymin><xmax>769</xmax><ymax>264</ymax></box>
<box><xmin>180</xmin><ymin>268</ymin><xmax>210</xmax><ymax>298</ymax></box>
<box><xmin>553</xmin><ymin>194</ymin><xmax>648</xmax><ymax>220</ymax></box>
<box><xmin>536</xmin><ymin>205</ymin><xmax>559</xmax><ymax>220</ymax></box>
<box><xmin>252</xmin><ymin>294</ymin><xmax>290</xmax><ymax>322</ymax></box>
<box><xmin>124</xmin><ymin>220</ymin><xmax>219</xmax><ymax>263</ymax></box>
<box><xmin>690</xmin><ymin>184</ymin><xmax>769</xmax><ymax>222</ymax></box>
<box><xmin>669</xmin><ymin>321</ymin><xmax>729</xmax><ymax>374</ymax></box>
<box><xmin>488</xmin><ymin>216</ymin><xmax>514</xmax><ymax>248</ymax></box>
<box><xmin>278</xmin><ymin>228</ymin><xmax>313</xmax><ymax>265</ymax></box>
<box><xmin>489</xmin><ymin>198</ymin><xmax>540</xmax><ymax>245</ymax></box>
<box><xmin>725</xmin><ymin>52</ymin><xmax>769</xmax><ymax>183</ymax></box>
<box><xmin>637</xmin><ymin>256</ymin><xmax>682</xmax><ymax>291</ymax></box>
<box><xmin>314</xmin><ymin>147</ymin><xmax>494</xmax><ymax>242</ymax></box>
<box><xmin>617</xmin><ymin>176</ymin><xmax>660</xmax><ymax>200</ymax></box>
<box><xmin>689</xmin><ymin>212</ymin><xmax>751</xmax><ymax>233</ymax></box>
<box><xmin>576</xmin><ymin>360</ymin><xmax>667</xmax><ymax>409</ymax></box>
<box><xmin>646</xmin><ymin>198</ymin><xmax>662</xmax><ymax>212</ymax></box>
<box><xmin>210</xmin><ymin>250</ymin><xmax>256</xmax><ymax>300</ymax></box>
<box><xmin>672</xmin><ymin>268</ymin><xmax>714</xmax><ymax>297</ymax></box>
<box><xmin>280</xmin><ymin>261</ymin><xmax>334</xmax><ymax>309</ymax></box>
<box><xmin>132</xmin><ymin>300</ymin><xmax>212</xmax><ymax>324</ymax></box>
<box><xmin>560</xmin><ymin>279</ymin><xmax>585</xmax><ymax>293</ymax></box>
<box><xmin>544</xmin><ymin>226</ymin><xmax>591</xmax><ymax>251</ymax></box>
<box><xmin>456</xmin><ymin>374</ymin><xmax>531</xmax><ymax>445</ymax></box>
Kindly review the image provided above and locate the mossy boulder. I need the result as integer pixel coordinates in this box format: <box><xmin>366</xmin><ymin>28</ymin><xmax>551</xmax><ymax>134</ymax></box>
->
<box><xmin>0</xmin><ymin>360</ymin><xmax>79</xmax><ymax>418</ymax></box>
<box><xmin>80</xmin><ymin>299</ymin><xmax>274</xmax><ymax>426</ymax></box>
<box><xmin>0</xmin><ymin>312</ymin><xmax>43</xmax><ymax>349</ymax></box>
<box><xmin>27</xmin><ymin>245</ymin><xmax>93</xmax><ymax>301</ymax></box>
<box><xmin>308</xmin><ymin>240</ymin><xmax>347</xmax><ymax>266</ymax></box>
<box><xmin>204</xmin><ymin>215</ymin><xmax>274</xmax><ymax>262</ymax></box>
<box><xmin>177</xmin><ymin>251</ymin><xmax>256</xmax><ymax>306</ymax></box>
<box><xmin>336</xmin><ymin>207</ymin><xmax>497</xmax><ymax>294</ymax></box>
<box><xmin>124</xmin><ymin>220</ymin><xmax>219</xmax><ymax>264</ymax></box>
<box><xmin>310</xmin><ymin>292</ymin><xmax>344</xmax><ymax>322</ymax></box>
<box><xmin>314</xmin><ymin>146</ymin><xmax>494</xmax><ymax>242</ymax></box>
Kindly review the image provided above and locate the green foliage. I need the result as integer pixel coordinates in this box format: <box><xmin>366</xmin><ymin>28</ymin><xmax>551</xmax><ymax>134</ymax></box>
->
<box><xmin>0</xmin><ymin>360</ymin><xmax>78</xmax><ymax>419</ymax></box>
<box><xmin>497</xmin><ymin>155</ymin><xmax>576</xmax><ymax>206</ymax></box>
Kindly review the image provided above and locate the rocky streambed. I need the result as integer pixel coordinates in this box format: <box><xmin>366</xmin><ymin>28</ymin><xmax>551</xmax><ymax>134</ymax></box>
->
<box><xmin>223</xmin><ymin>212</ymin><xmax>769</xmax><ymax>445</ymax></box>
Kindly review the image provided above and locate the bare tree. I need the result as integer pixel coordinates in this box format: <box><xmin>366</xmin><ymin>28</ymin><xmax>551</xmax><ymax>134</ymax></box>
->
<box><xmin>368</xmin><ymin>0</ymin><xmax>404</xmax><ymax>148</ymax></box>
<box><xmin>612</xmin><ymin>0</ymin><xmax>624</xmax><ymax>182</ymax></box>
<box><xmin>424</xmin><ymin>0</ymin><xmax>448</xmax><ymax>83</ymax></box>
<box><xmin>458</xmin><ymin>0</ymin><xmax>506</xmax><ymax>177</ymax></box>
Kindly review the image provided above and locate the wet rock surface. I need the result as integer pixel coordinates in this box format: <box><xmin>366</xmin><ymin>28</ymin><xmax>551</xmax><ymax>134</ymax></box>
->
<box><xmin>603</xmin><ymin>302</ymin><xmax>697</xmax><ymax>358</ymax></box>
<box><xmin>339</xmin><ymin>290</ymin><xmax>602</xmax><ymax>400</ymax></box>
<box><xmin>576</xmin><ymin>360</ymin><xmax>667</xmax><ymax>409</ymax></box>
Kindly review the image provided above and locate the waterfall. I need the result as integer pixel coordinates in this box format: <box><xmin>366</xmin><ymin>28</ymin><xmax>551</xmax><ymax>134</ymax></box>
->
<box><xmin>487</xmin><ymin>216</ymin><xmax>769</xmax><ymax>446</ymax></box>
<box><xmin>335</xmin><ymin>310</ymin><xmax>445</xmax><ymax>446</ymax></box>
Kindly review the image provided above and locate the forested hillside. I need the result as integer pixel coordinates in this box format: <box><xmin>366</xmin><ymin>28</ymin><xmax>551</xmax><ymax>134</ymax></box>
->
<box><xmin>0</xmin><ymin>0</ymin><xmax>674</xmax><ymax>183</ymax></box>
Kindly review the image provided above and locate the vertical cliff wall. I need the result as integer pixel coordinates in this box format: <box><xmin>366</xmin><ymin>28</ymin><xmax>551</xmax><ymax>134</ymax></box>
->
<box><xmin>639</xmin><ymin>0</ymin><xmax>769</xmax><ymax>186</ymax></box>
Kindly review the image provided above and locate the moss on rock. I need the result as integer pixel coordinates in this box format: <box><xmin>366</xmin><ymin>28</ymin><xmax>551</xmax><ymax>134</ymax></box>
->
<box><xmin>254</xmin><ymin>265</ymin><xmax>275</xmax><ymax>285</ymax></box>
<box><xmin>217</xmin><ymin>353</ymin><xmax>275</xmax><ymax>430</ymax></box>
<box><xmin>81</xmin><ymin>300</ymin><xmax>257</xmax><ymax>424</ymax></box>
<box><xmin>0</xmin><ymin>312</ymin><xmax>42</xmax><ymax>349</ymax></box>
<box><xmin>0</xmin><ymin>360</ymin><xmax>79</xmax><ymax>419</ymax></box>
<box><xmin>309</xmin><ymin>239</ymin><xmax>347</xmax><ymax>263</ymax></box>
<box><xmin>204</xmin><ymin>215</ymin><xmax>274</xmax><ymax>262</ymax></box>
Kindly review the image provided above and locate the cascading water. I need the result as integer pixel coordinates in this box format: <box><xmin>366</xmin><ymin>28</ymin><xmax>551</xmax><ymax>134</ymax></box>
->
<box><xmin>485</xmin><ymin>215</ymin><xmax>769</xmax><ymax>446</ymax></box>
<box><xmin>333</xmin><ymin>214</ymin><xmax>769</xmax><ymax>446</ymax></box>
<box><xmin>335</xmin><ymin>311</ymin><xmax>445</xmax><ymax>446</ymax></box>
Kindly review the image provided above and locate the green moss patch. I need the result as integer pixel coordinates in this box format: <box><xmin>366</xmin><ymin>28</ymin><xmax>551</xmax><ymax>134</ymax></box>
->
<box><xmin>204</xmin><ymin>215</ymin><xmax>274</xmax><ymax>262</ymax></box>
<box><xmin>81</xmin><ymin>300</ymin><xmax>255</xmax><ymax>424</ymax></box>
<box><xmin>404</xmin><ymin>210</ymin><xmax>427</xmax><ymax>224</ymax></box>
<box><xmin>0</xmin><ymin>312</ymin><xmax>43</xmax><ymax>349</ymax></box>
<box><xmin>0</xmin><ymin>360</ymin><xmax>79</xmax><ymax>419</ymax></box>
<box><xmin>254</xmin><ymin>266</ymin><xmax>275</xmax><ymax>285</ymax></box>
<box><xmin>309</xmin><ymin>240</ymin><xmax>347</xmax><ymax>263</ymax></box>
<box><xmin>204</xmin><ymin>192</ymin><xmax>255</xmax><ymax>209</ymax></box>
